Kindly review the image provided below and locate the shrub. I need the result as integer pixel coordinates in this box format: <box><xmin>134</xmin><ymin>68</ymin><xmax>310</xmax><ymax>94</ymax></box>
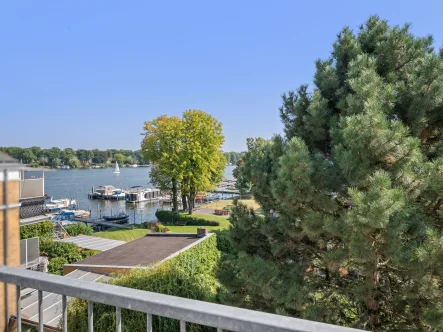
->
<box><xmin>81</xmin><ymin>249</ymin><xmax>101</xmax><ymax>259</ymax></box>
<box><xmin>40</xmin><ymin>238</ymin><xmax>83</xmax><ymax>264</ymax></box>
<box><xmin>67</xmin><ymin>235</ymin><xmax>220</xmax><ymax>331</ymax></box>
<box><xmin>155</xmin><ymin>224</ymin><xmax>170</xmax><ymax>233</ymax></box>
<box><xmin>48</xmin><ymin>257</ymin><xmax>68</xmax><ymax>275</ymax></box>
<box><xmin>144</xmin><ymin>221</ymin><xmax>161</xmax><ymax>230</ymax></box>
<box><xmin>65</xmin><ymin>223</ymin><xmax>94</xmax><ymax>236</ymax></box>
<box><xmin>20</xmin><ymin>221</ymin><xmax>54</xmax><ymax>239</ymax></box>
<box><xmin>155</xmin><ymin>210</ymin><xmax>220</xmax><ymax>226</ymax></box>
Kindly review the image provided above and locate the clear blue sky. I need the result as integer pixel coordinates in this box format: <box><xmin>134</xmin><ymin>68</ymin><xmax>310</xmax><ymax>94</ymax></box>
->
<box><xmin>1</xmin><ymin>1</ymin><xmax>442</xmax><ymax>152</ymax></box>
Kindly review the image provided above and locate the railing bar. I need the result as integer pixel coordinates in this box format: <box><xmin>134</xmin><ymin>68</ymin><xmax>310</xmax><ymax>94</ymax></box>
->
<box><xmin>146</xmin><ymin>313</ymin><xmax>152</xmax><ymax>332</ymax></box>
<box><xmin>62</xmin><ymin>295</ymin><xmax>68</xmax><ymax>332</ymax></box>
<box><xmin>38</xmin><ymin>290</ymin><xmax>43</xmax><ymax>332</ymax></box>
<box><xmin>88</xmin><ymin>301</ymin><xmax>93</xmax><ymax>332</ymax></box>
<box><xmin>116</xmin><ymin>307</ymin><xmax>121</xmax><ymax>332</ymax></box>
<box><xmin>0</xmin><ymin>265</ymin><xmax>366</xmax><ymax>332</ymax></box>
<box><xmin>180</xmin><ymin>319</ymin><xmax>186</xmax><ymax>332</ymax></box>
<box><xmin>16</xmin><ymin>285</ymin><xmax>21</xmax><ymax>332</ymax></box>
<box><xmin>4</xmin><ymin>169</ymin><xmax>9</xmax><ymax>332</ymax></box>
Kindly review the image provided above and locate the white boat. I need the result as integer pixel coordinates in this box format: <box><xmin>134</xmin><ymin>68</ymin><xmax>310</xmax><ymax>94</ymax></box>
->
<box><xmin>45</xmin><ymin>198</ymin><xmax>77</xmax><ymax>212</ymax></box>
<box><xmin>125</xmin><ymin>186</ymin><xmax>161</xmax><ymax>203</ymax></box>
<box><xmin>129</xmin><ymin>164</ymin><xmax>139</xmax><ymax>168</ymax></box>
<box><xmin>113</xmin><ymin>161</ymin><xmax>120</xmax><ymax>174</ymax></box>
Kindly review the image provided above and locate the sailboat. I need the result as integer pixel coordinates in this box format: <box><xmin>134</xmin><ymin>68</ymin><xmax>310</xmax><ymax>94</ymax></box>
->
<box><xmin>113</xmin><ymin>161</ymin><xmax>120</xmax><ymax>174</ymax></box>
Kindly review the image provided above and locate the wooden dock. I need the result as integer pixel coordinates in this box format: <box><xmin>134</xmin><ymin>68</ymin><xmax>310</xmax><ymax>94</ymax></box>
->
<box><xmin>74</xmin><ymin>217</ymin><xmax>134</xmax><ymax>229</ymax></box>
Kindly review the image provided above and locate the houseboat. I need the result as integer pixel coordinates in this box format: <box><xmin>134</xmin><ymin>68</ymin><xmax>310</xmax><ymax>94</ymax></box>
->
<box><xmin>125</xmin><ymin>186</ymin><xmax>161</xmax><ymax>203</ymax></box>
<box><xmin>88</xmin><ymin>185</ymin><xmax>126</xmax><ymax>200</ymax></box>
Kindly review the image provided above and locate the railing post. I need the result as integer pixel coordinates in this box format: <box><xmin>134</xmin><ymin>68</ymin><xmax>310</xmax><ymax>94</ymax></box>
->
<box><xmin>16</xmin><ymin>285</ymin><xmax>21</xmax><ymax>332</ymax></box>
<box><xmin>38</xmin><ymin>290</ymin><xmax>43</xmax><ymax>332</ymax></box>
<box><xmin>116</xmin><ymin>307</ymin><xmax>121</xmax><ymax>332</ymax></box>
<box><xmin>88</xmin><ymin>301</ymin><xmax>93</xmax><ymax>332</ymax></box>
<box><xmin>180</xmin><ymin>320</ymin><xmax>186</xmax><ymax>332</ymax></box>
<box><xmin>146</xmin><ymin>313</ymin><xmax>152</xmax><ymax>332</ymax></box>
<box><xmin>62</xmin><ymin>295</ymin><xmax>67</xmax><ymax>332</ymax></box>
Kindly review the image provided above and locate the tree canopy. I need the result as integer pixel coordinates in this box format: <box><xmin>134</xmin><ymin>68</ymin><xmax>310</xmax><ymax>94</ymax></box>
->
<box><xmin>141</xmin><ymin>110</ymin><xmax>225</xmax><ymax>213</ymax></box>
<box><xmin>221</xmin><ymin>16</ymin><xmax>443</xmax><ymax>331</ymax></box>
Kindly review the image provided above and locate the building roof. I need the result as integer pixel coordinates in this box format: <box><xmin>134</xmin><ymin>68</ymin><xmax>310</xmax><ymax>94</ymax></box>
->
<box><xmin>70</xmin><ymin>234</ymin><xmax>206</xmax><ymax>268</ymax></box>
<box><xmin>0</xmin><ymin>151</ymin><xmax>22</xmax><ymax>169</ymax></box>
<box><xmin>57</xmin><ymin>235</ymin><xmax>125</xmax><ymax>251</ymax></box>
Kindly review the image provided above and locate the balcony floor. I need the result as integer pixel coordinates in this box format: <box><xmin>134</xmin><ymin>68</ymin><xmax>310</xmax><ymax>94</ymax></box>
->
<box><xmin>21</xmin><ymin>269</ymin><xmax>109</xmax><ymax>327</ymax></box>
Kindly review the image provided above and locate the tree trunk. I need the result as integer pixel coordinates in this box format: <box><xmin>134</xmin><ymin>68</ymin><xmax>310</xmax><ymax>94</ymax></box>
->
<box><xmin>182</xmin><ymin>194</ymin><xmax>188</xmax><ymax>211</ymax></box>
<box><xmin>172</xmin><ymin>179</ymin><xmax>178</xmax><ymax>212</ymax></box>
<box><xmin>367</xmin><ymin>239</ymin><xmax>381</xmax><ymax>329</ymax></box>
<box><xmin>188</xmin><ymin>187</ymin><xmax>196</xmax><ymax>215</ymax></box>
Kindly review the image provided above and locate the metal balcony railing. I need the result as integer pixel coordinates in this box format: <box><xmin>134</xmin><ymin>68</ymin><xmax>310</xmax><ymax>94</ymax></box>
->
<box><xmin>0</xmin><ymin>265</ymin><xmax>364</xmax><ymax>332</ymax></box>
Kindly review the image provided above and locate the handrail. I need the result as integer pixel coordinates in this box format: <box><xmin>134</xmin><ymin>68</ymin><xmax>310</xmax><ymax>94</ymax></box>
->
<box><xmin>0</xmin><ymin>265</ymin><xmax>365</xmax><ymax>332</ymax></box>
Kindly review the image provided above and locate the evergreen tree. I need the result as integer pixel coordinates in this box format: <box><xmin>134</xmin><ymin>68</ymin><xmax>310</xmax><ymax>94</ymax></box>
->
<box><xmin>222</xmin><ymin>16</ymin><xmax>443</xmax><ymax>330</ymax></box>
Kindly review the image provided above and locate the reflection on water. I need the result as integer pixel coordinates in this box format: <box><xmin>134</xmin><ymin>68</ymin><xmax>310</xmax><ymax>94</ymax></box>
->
<box><xmin>43</xmin><ymin>166</ymin><xmax>235</xmax><ymax>224</ymax></box>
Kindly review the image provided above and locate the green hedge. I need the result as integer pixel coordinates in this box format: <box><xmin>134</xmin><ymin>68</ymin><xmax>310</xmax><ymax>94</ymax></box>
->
<box><xmin>155</xmin><ymin>210</ymin><xmax>220</xmax><ymax>226</ymax></box>
<box><xmin>67</xmin><ymin>235</ymin><xmax>220</xmax><ymax>332</ymax></box>
<box><xmin>65</xmin><ymin>223</ymin><xmax>94</xmax><ymax>236</ymax></box>
<box><xmin>20</xmin><ymin>221</ymin><xmax>54</xmax><ymax>239</ymax></box>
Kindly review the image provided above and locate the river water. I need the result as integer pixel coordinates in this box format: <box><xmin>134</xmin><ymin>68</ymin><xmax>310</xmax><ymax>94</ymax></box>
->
<box><xmin>42</xmin><ymin>166</ymin><xmax>235</xmax><ymax>224</ymax></box>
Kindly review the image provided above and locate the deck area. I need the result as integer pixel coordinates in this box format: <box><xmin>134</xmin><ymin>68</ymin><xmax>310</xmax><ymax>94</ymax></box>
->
<box><xmin>57</xmin><ymin>235</ymin><xmax>125</xmax><ymax>251</ymax></box>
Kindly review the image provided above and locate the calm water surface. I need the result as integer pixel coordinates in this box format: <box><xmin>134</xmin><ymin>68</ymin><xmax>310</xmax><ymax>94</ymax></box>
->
<box><xmin>43</xmin><ymin>166</ymin><xmax>235</xmax><ymax>223</ymax></box>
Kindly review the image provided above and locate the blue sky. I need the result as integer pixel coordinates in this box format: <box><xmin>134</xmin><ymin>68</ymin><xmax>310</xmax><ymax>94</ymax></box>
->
<box><xmin>1</xmin><ymin>1</ymin><xmax>442</xmax><ymax>152</ymax></box>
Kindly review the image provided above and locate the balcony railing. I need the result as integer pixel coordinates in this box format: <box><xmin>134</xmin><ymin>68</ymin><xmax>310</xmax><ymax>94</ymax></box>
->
<box><xmin>0</xmin><ymin>265</ymin><xmax>364</xmax><ymax>332</ymax></box>
<box><xmin>19</xmin><ymin>178</ymin><xmax>44</xmax><ymax>200</ymax></box>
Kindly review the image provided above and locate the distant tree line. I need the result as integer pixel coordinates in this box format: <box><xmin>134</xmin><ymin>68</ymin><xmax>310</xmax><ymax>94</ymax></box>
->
<box><xmin>0</xmin><ymin>146</ymin><xmax>147</xmax><ymax>168</ymax></box>
<box><xmin>223</xmin><ymin>151</ymin><xmax>243</xmax><ymax>165</ymax></box>
<box><xmin>0</xmin><ymin>146</ymin><xmax>243</xmax><ymax>169</ymax></box>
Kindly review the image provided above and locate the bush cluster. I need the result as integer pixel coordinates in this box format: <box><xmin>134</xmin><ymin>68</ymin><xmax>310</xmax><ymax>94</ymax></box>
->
<box><xmin>40</xmin><ymin>238</ymin><xmax>100</xmax><ymax>275</ymax></box>
<box><xmin>20</xmin><ymin>221</ymin><xmax>54</xmax><ymax>239</ymax></box>
<box><xmin>64</xmin><ymin>223</ymin><xmax>94</xmax><ymax>236</ymax></box>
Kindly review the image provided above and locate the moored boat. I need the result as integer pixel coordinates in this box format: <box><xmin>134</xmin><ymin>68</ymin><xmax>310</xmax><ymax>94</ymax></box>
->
<box><xmin>88</xmin><ymin>185</ymin><xmax>126</xmax><ymax>200</ymax></box>
<box><xmin>125</xmin><ymin>186</ymin><xmax>161</xmax><ymax>203</ymax></box>
<box><xmin>45</xmin><ymin>197</ymin><xmax>77</xmax><ymax>212</ymax></box>
<box><xmin>103</xmin><ymin>212</ymin><xmax>129</xmax><ymax>223</ymax></box>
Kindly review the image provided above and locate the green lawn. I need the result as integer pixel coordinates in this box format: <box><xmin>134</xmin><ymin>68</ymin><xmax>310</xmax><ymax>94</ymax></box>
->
<box><xmin>94</xmin><ymin>229</ymin><xmax>149</xmax><ymax>242</ymax></box>
<box><xmin>94</xmin><ymin>214</ymin><xmax>231</xmax><ymax>240</ymax></box>
<box><xmin>165</xmin><ymin>213</ymin><xmax>231</xmax><ymax>233</ymax></box>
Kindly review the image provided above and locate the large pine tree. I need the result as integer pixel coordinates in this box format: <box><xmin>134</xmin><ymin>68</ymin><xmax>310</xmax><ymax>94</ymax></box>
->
<box><xmin>221</xmin><ymin>16</ymin><xmax>443</xmax><ymax>330</ymax></box>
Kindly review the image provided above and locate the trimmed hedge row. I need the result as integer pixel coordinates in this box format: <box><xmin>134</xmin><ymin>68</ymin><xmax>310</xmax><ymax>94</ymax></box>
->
<box><xmin>155</xmin><ymin>210</ymin><xmax>220</xmax><ymax>226</ymax></box>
